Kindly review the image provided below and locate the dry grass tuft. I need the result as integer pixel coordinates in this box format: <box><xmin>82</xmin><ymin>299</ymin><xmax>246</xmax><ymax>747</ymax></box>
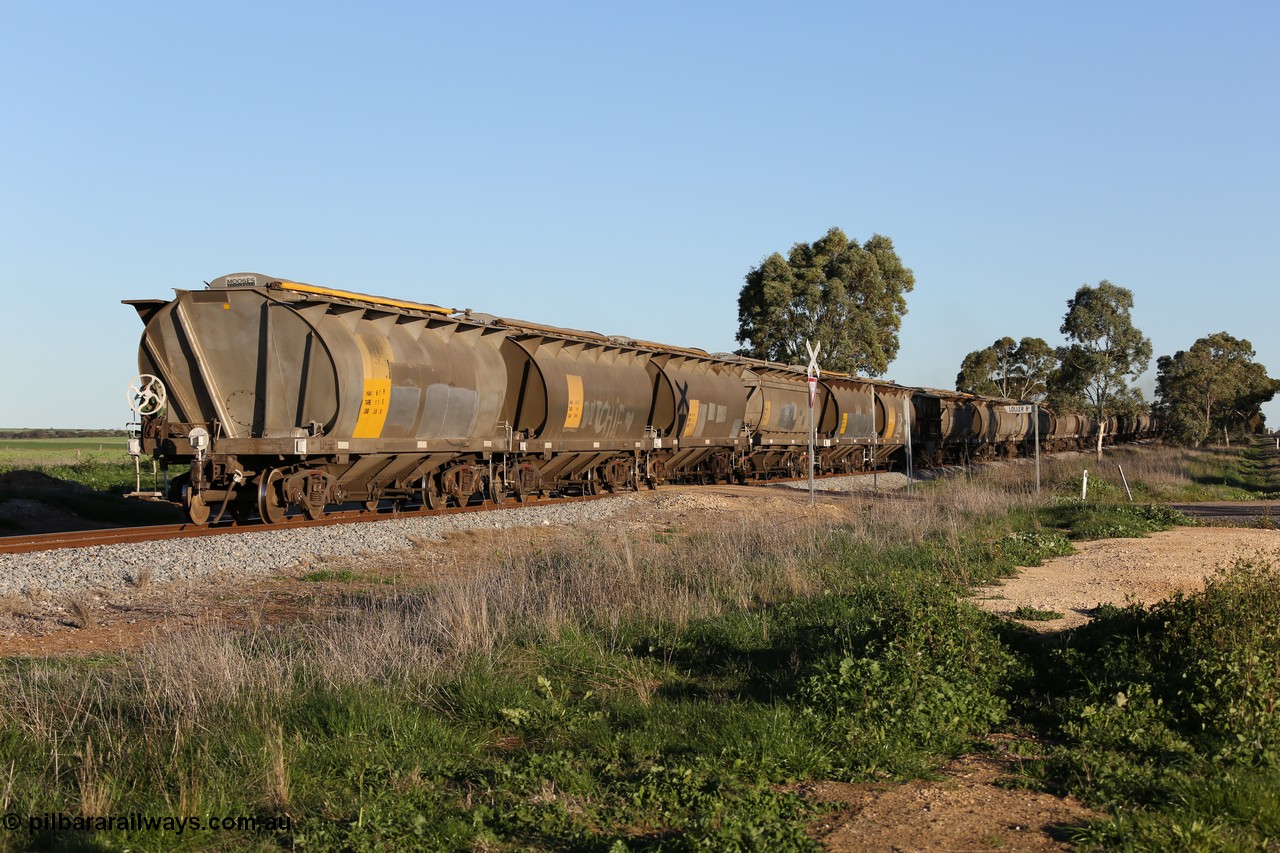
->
<box><xmin>0</xmin><ymin>760</ymin><xmax>15</xmax><ymax>813</ymax></box>
<box><xmin>0</xmin><ymin>594</ymin><xmax>39</xmax><ymax>620</ymax></box>
<box><xmin>24</xmin><ymin>586</ymin><xmax>52</xmax><ymax>605</ymax></box>
<box><xmin>67</xmin><ymin>597</ymin><xmax>96</xmax><ymax>629</ymax></box>
<box><xmin>263</xmin><ymin>721</ymin><xmax>289</xmax><ymax>811</ymax></box>
<box><xmin>77</xmin><ymin>736</ymin><xmax>112</xmax><ymax>816</ymax></box>
<box><xmin>129</xmin><ymin>565</ymin><xmax>154</xmax><ymax>590</ymax></box>
<box><xmin>132</xmin><ymin>625</ymin><xmax>298</xmax><ymax>728</ymax></box>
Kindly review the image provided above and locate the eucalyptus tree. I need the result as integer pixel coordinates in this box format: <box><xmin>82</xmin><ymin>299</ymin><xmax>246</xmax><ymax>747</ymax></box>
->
<box><xmin>956</xmin><ymin>336</ymin><xmax>1057</xmax><ymax>399</ymax></box>
<box><xmin>1055</xmin><ymin>281</ymin><xmax>1152</xmax><ymax>459</ymax></box>
<box><xmin>735</xmin><ymin>228</ymin><xmax>914</xmax><ymax>375</ymax></box>
<box><xmin>1155</xmin><ymin>332</ymin><xmax>1278</xmax><ymax>445</ymax></box>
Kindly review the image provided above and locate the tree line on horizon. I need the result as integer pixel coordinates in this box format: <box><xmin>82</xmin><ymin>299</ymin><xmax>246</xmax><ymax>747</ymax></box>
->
<box><xmin>734</xmin><ymin>227</ymin><xmax>1278</xmax><ymax>447</ymax></box>
<box><xmin>953</xmin><ymin>283</ymin><xmax>1278</xmax><ymax>446</ymax></box>
<box><xmin>0</xmin><ymin>428</ymin><xmax>129</xmax><ymax>439</ymax></box>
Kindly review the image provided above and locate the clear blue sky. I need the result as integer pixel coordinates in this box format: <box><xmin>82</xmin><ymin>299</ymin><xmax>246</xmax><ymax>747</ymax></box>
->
<box><xmin>2</xmin><ymin>1</ymin><xmax>1276</xmax><ymax>429</ymax></box>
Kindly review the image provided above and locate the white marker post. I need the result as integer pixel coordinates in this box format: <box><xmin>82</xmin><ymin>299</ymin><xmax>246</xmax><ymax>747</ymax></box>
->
<box><xmin>806</xmin><ymin>341</ymin><xmax>821</xmax><ymax>508</ymax></box>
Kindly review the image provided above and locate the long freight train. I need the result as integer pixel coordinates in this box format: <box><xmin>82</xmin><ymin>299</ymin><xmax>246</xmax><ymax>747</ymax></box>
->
<box><xmin>124</xmin><ymin>273</ymin><xmax>1155</xmax><ymax>525</ymax></box>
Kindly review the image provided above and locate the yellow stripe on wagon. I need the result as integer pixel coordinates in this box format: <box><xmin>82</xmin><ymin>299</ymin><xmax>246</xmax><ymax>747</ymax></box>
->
<box><xmin>882</xmin><ymin>406</ymin><xmax>897</xmax><ymax>442</ymax></box>
<box><xmin>682</xmin><ymin>399</ymin><xmax>701</xmax><ymax>437</ymax></box>
<box><xmin>276</xmin><ymin>281</ymin><xmax>455</xmax><ymax>315</ymax></box>
<box><xmin>564</xmin><ymin>375</ymin><xmax>584</xmax><ymax>429</ymax></box>
<box><xmin>353</xmin><ymin>334</ymin><xmax>393</xmax><ymax>438</ymax></box>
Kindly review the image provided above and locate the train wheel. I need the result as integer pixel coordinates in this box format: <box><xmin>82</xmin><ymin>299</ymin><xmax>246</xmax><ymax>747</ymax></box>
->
<box><xmin>418</xmin><ymin>475</ymin><xmax>441</xmax><ymax>510</ymax></box>
<box><xmin>184</xmin><ymin>488</ymin><xmax>211</xmax><ymax>527</ymax></box>
<box><xmin>258</xmin><ymin>469</ymin><xmax>287</xmax><ymax>525</ymax></box>
<box><xmin>363</xmin><ymin>499</ymin><xmax>380</xmax><ymax>513</ymax></box>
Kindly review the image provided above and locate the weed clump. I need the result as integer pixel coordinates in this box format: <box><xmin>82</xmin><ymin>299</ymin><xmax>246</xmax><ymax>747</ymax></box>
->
<box><xmin>1041</xmin><ymin>500</ymin><xmax>1192</xmax><ymax>541</ymax></box>
<box><xmin>798</xmin><ymin>594</ymin><xmax>1017</xmax><ymax>777</ymax></box>
<box><xmin>1012</xmin><ymin>605</ymin><xmax>1064</xmax><ymax>621</ymax></box>
<box><xmin>1045</xmin><ymin>556</ymin><xmax>1280</xmax><ymax>849</ymax></box>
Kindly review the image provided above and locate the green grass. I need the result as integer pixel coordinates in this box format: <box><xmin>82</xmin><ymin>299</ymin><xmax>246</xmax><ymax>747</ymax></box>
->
<box><xmin>1012</xmin><ymin>605</ymin><xmax>1064</xmax><ymax>621</ymax></box>
<box><xmin>0</xmin><ymin>504</ymin><xmax>1113</xmax><ymax>849</ymax></box>
<box><xmin>0</xmin><ymin>438</ymin><xmax>171</xmax><ymax>523</ymax></box>
<box><xmin>299</xmin><ymin>569</ymin><xmax>366</xmax><ymax>583</ymax></box>
<box><xmin>1</xmin><ymin>444</ymin><xmax>1277</xmax><ymax>849</ymax></box>
<box><xmin>0</xmin><ymin>544</ymin><xmax>1022</xmax><ymax>850</ymax></box>
<box><xmin>298</xmin><ymin>569</ymin><xmax>399</xmax><ymax>585</ymax></box>
<box><xmin>1040</xmin><ymin>499</ymin><xmax>1192</xmax><ymax>541</ymax></box>
<box><xmin>0</xmin><ymin>437</ymin><xmax>128</xmax><ymax>452</ymax></box>
<box><xmin>1038</xmin><ymin>555</ymin><xmax>1280</xmax><ymax>851</ymax></box>
<box><xmin>1184</xmin><ymin>440</ymin><xmax>1280</xmax><ymax>498</ymax></box>
<box><xmin>0</xmin><ymin>445</ymin><xmax>144</xmax><ymax>494</ymax></box>
<box><xmin>997</xmin><ymin>442</ymin><xmax>1280</xmax><ymax>505</ymax></box>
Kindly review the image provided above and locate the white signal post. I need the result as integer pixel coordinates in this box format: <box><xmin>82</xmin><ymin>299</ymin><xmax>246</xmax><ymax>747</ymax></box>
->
<box><xmin>806</xmin><ymin>341</ymin><xmax>821</xmax><ymax>508</ymax></box>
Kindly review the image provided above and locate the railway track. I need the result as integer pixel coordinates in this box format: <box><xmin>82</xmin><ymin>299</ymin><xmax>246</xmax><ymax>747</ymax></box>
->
<box><xmin>0</xmin><ymin>469</ymin><xmax>889</xmax><ymax>555</ymax></box>
<box><xmin>0</xmin><ymin>492</ymin><xmax>615</xmax><ymax>555</ymax></box>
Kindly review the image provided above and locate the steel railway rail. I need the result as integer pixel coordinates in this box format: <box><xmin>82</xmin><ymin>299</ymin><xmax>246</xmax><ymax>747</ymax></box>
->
<box><xmin>0</xmin><ymin>468</ymin><xmax>889</xmax><ymax>555</ymax></box>
<box><xmin>0</xmin><ymin>492</ymin><xmax>618</xmax><ymax>555</ymax></box>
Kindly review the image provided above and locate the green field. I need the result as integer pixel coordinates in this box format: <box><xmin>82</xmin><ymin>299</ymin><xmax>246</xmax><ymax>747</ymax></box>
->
<box><xmin>0</xmin><ymin>437</ymin><xmax>127</xmax><ymax>452</ymax></box>
<box><xmin>0</xmin><ymin>436</ymin><xmax>148</xmax><ymax>494</ymax></box>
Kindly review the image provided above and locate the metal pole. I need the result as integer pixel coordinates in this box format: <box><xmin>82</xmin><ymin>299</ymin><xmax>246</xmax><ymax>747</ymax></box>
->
<box><xmin>808</xmin><ymin>389</ymin><xmax>816</xmax><ymax>508</ymax></box>
<box><xmin>902</xmin><ymin>397</ymin><xmax>914</xmax><ymax>494</ymax></box>
<box><xmin>1118</xmin><ymin>464</ymin><xmax>1133</xmax><ymax>502</ymax></box>
<box><xmin>805</xmin><ymin>340</ymin><xmax>820</xmax><ymax>509</ymax></box>
<box><xmin>872</xmin><ymin>432</ymin><xmax>878</xmax><ymax>491</ymax></box>
<box><xmin>1034</xmin><ymin>403</ymin><xmax>1041</xmax><ymax>497</ymax></box>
